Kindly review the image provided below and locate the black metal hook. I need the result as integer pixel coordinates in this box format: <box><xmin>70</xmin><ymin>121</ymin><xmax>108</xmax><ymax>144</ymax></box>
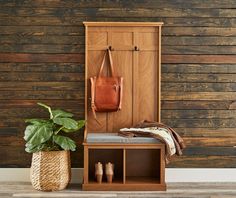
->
<box><xmin>108</xmin><ymin>46</ymin><xmax>114</xmax><ymax>51</ymax></box>
<box><xmin>134</xmin><ymin>46</ymin><xmax>139</xmax><ymax>51</ymax></box>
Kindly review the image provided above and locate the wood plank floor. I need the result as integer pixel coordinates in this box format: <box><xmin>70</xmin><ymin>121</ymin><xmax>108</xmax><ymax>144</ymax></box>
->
<box><xmin>0</xmin><ymin>182</ymin><xmax>235</xmax><ymax>198</ymax></box>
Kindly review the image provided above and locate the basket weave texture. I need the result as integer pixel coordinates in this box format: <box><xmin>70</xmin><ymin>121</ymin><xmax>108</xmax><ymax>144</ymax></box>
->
<box><xmin>31</xmin><ymin>150</ymin><xmax>71</xmax><ymax>191</ymax></box>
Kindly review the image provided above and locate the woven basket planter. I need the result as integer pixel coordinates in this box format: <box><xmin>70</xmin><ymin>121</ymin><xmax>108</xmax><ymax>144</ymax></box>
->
<box><xmin>30</xmin><ymin>150</ymin><xmax>71</xmax><ymax>191</ymax></box>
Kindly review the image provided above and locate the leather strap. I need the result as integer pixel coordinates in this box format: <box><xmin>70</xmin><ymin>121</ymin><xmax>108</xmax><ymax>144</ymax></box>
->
<box><xmin>98</xmin><ymin>49</ymin><xmax>115</xmax><ymax>77</ymax></box>
<box><xmin>118</xmin><ymin>77</ymin><xmax>123</xmax><ymax>110</ymax></box>
<box><xmin>108</xmin><ymin>49</ymin><xmax>115</xmax><ymax>77</ymax></box>
<box><xmin>98</xmin><ymin>51</ymin><xmax>107</xmax><ymax>77</ymax></box>
<box><xmin>90</xmin><ymin>77</ymin><xmax>101</xmax><ymax>125</ymax></box>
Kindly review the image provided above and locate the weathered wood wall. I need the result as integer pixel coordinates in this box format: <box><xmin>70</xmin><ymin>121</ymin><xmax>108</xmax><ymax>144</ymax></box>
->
<box><xmin>0</xmin><ymin>0</ymin><xmax>235</xmax><ymax>168</ymax></box>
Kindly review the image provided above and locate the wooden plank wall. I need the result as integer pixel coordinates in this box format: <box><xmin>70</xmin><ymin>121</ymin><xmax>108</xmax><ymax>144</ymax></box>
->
<box><xmin>0</xmin><ymin>0</ymin><xmax>235</xmax><ymax>168</ymax></box>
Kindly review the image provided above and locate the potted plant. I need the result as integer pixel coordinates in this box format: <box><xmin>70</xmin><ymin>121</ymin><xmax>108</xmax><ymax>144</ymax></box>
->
<box><xmin>24</xmin><ymin>103</ymin><xmax>85</xmax><ymax>191</ymax></box>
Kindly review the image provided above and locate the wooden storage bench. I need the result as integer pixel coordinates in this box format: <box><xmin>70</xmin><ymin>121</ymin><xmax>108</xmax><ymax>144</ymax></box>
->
<box><xmin>83</xmin><ymin>133</ymin><xmax>166</xmax><ymax>191</ymax></box>
<box><xmin>83</xmin><ymin>22</ymin><xmax>165</xmax><ymax>191</ymax></box>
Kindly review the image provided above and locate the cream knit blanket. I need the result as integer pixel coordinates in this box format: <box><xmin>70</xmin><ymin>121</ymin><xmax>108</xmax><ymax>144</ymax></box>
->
<box><xmin>120</xmin><ymin>127</ymin><xmax>176</xmax><ymax>156</ymax></box>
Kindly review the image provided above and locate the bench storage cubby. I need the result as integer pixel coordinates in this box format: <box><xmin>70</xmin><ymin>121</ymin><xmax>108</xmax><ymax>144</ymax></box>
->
<box><xmin>82</xmin><ymin>22</ymin><xmax>165</xmax><ymax>191</ymax></box>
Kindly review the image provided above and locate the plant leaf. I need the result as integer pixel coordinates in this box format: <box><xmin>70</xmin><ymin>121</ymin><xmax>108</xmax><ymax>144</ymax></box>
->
<box><xmin>53</xmin><ymin>135</ymin><xmax>76</xmax><ymax>151</ymax></box>
<box><xmin>77</xmin><ymin>120</ymin><xmax>86</xmax><ymax>130</ymax></box>
<box><xmin>24</xmin><ymin>125</ymin><xmax>37</xmax><ymax>142</ymax></box>
<box><xmin>25</xmin><ymin>143</ymin><xmax>60</xmax><ymax>153</ymax></box>
<box><xmin>52</xmin><ymin>109</ymin><xmax>73</xmax><ymax>118</ymax></box>
<box><xmin>62</xmin><ymin>120</ymin><xmax>85</xmax><ymax>133</ymax></box>
<box><xmin>53</xmin><ymin>117</ymin><xmax>78</xmax><ymax>130</ymax></box>
<box><xmin>61</xmin><ymin>128</ymin><xmax>77</xmax><ymax>133</ymax></box>
<box><xmin>24</xmin><ymin>124</ymin><xmax>53</xmax><ymax>147</ymax></box>
<box><xmin>25</xmin><ymin>143</ymin><xmax>46</xmax><ymax>153</ymax></box>
<box><xmin>25</xmin><ymin>145</ymin><xmax>38</xmax><ymax>153</ymax></box>
<box><xmin>25</xmin><ymin>119</ymin><xmax>49</xmax><ymax>125</ymax></box>
<box><xmin>37</xmin><ymin>102</ymin><xmax>53</xmax><ymax>119</ymax></box>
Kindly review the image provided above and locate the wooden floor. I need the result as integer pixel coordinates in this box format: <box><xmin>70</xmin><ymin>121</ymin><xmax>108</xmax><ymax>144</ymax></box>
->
<box><xmin>0</xmin><ymin>182</ymin><xmax>235</xmax><ymax>198</ymax></box>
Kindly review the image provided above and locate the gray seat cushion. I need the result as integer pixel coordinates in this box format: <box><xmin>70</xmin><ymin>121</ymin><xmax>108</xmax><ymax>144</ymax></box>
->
<box><xmin>86</xmin><ymin>133</ymin><xmax>161</xmax><ymax>144</ymax></box>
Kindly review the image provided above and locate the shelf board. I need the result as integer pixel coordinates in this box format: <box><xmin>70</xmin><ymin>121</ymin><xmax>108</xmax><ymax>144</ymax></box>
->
<box><xmin>88</xmin><ymin>179</ymin><xmax>123</xmax><ymax>185</ymax></box>
<box><xmin>126</xmin><ymin>176</ymin><xmax>160</xmax><ymax>184</ymax></box>
<box><xmin>83</xmin><ymin>182</ymin><xmax>166</xmax><ymax>191</ymax></box>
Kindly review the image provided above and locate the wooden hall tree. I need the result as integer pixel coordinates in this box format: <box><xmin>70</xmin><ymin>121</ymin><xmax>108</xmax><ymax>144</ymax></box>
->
<box><xmin>83</xmin><ymin>22</ymin><xmax>165</xmax><ymax>191</ymax></box>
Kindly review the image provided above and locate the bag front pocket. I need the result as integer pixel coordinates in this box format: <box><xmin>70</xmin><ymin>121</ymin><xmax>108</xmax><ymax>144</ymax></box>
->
<box><xmin>95</xmin><ymin>84</ymin><xmax>120</xmax><ymax>109</ymax></box>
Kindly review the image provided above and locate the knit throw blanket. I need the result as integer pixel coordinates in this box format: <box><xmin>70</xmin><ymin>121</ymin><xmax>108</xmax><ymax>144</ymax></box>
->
<box><xmin>119</xmin><ymin>120</ymin><xmax>186</xmax><ymax>163</ymax></box>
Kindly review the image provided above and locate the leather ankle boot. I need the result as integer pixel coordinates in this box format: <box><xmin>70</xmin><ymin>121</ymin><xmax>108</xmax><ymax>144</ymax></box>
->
<box><xmin>95</xmin><ymin>162</ymin><xmax>103</xmax><ymax>183</ymax></box>
<box><xmin>105</xmin><ymin>162</ymin><xmax>114</xmax><ymax>183</ymax></box>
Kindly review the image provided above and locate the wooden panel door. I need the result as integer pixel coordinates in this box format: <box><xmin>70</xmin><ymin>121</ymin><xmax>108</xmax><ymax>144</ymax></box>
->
<box><xmin>107</xmin><ymin>50</ymin><xmax>133</xmax><ymax>132</ymax></box>
<box><xmin>87</xmin><ymin>50</ymin><xmax>108</xmax><ymax>132</ymax></box>
<box><xmin>87</xmin><ymin>28</ymin><xmax>108</xmax><ymax>132</ymax></box>
<box><xmin>133</xmin><ymin>27</ymin><xmax>160</xmax><ymax>123</ymax></box>
<box><xmin>107</xmin><ymin>29</ymin><xmax>133</xmax><ymax>132</ymax></box>
<box><xmin>85</xmin><ymin>24</ymin><xmax>161</xmax><ymax>133</ymax></box>
<box><xmin>137</xmin><ymin>51</ymin><xmax>158</xmax><ymax>121</ymax></box>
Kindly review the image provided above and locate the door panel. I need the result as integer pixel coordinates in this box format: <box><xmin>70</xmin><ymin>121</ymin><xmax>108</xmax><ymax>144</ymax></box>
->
<box><xmin>88</xmin><ymin>32</ymin><xmax>108</xmax><ymax>47</ymax></box>
<box><xmin>138</xmin><ymin>32</ymin><xmax>158</xmax><ymax>51</ymax></box>
<box><xmin>137</xmin><ymin>51</ymin><xmax>157</xmax><ymax>121</ymax></box>
<box><xmin>107</xmin><ymin>51</ymin><xmax>133</xmax><ymax>132</ymax></box>
<box><xmin>111</xmin><ymin>32</ymin><xmax>133</xmax><ymax>50</ymax></box>
<box><xmin>87</xmin><ymin>50</ymin><xmax>107</xmax><ymax>132</ymax></box>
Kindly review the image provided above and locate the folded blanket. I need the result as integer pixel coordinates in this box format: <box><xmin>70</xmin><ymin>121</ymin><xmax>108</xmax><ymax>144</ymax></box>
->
<box><xmin>119</xmin><ymin>120</ymin><xmax>186</xmax><ymax>163</ymax></box>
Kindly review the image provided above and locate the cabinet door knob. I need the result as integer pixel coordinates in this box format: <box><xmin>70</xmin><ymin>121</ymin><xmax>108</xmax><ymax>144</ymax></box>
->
<box><xmin>108</xmin><ymin>46</ymin><xmax>114</xmax><ymax>51</ymax></box>
<box><xmin>134</xmin><ymin>46</ymin><xmax>139</xmax><ymax>51</ymax></box>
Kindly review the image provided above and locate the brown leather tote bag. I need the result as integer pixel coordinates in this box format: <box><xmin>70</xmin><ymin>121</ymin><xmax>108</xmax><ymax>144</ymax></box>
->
<box><xmin>90</xmin><ymin>49</ymin><xmax>123</xmax><ymax>122</ymax></box>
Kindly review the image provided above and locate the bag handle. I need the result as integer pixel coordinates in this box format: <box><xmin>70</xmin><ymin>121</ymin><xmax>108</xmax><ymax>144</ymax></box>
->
<box><xmin>90</xmin><ymin>77</ymin><xmax>101</xmax><ymax>125</ymax></box>
<box><xmin>98</xmin><ymin>49</ymin><xmax>115</xmax><ymax>77</ymax></box>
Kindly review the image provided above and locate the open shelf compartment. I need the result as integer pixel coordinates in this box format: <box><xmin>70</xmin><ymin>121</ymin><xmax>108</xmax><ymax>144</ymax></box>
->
<box><xmin>88</xmin><ymin>148</ymin><xmax>124</xmax><ymax>184</ymax></box>
<box><xmin>125</xmin><ymin>149</ymin><xmax>161</xmax><ymax>184</ymax></box>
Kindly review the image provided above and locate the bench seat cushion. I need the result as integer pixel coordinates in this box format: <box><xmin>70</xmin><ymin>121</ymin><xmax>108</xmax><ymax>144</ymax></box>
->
<box><xmin>86</xmin><ymin>133</ymin><xmax>161</xmax><ymax>144</ymax></box>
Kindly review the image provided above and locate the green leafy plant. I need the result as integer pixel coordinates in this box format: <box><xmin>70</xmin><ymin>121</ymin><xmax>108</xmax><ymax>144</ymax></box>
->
<box><xmin>24</xmin><ymin>103</ymin><xmax>85</xmax><ymax>153</ymax></box>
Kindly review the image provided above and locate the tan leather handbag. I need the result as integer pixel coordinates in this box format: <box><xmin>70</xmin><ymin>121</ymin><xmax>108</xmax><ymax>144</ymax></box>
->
<box><xmin>90</xmin><ymin>49</ymin><xmax>123</xmax><ymax>122</ymax></box>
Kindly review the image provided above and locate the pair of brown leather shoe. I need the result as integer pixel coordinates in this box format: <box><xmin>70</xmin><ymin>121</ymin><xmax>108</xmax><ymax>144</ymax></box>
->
<box><xmin>95</xmin><ymin>162</ymin><xmax>114</xmax><ymax>183</ymax></box>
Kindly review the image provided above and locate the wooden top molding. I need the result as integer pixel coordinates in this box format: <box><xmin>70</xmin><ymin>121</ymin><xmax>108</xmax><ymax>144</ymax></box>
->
<box><xmin>83</xmin><ymin>22</ymin><xmax>164</xmax><ymax>27</ymax></box>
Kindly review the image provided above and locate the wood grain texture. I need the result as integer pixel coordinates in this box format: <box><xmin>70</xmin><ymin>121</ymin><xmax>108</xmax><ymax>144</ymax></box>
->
<box><xmin>162</xmin><ymin>92</ymin><xmax>236</xmax><ymax>100</ymax></box>
<box><xmin>0</xmin><ymin>44</ymin><xmax>84</xmax><ymax>53</ymax></box>
<box><xmin>162</xmin><ymin>82</ymin><xmax>236</xmax><ymax>92</ymax></box>
<box><xmin>0</xmin><ymin>91</ymin><xmax>84</xmax><ymax>100</ymax></box>
<box><xmin>163</xmin><ymin>46</ymin><xmax>236</xmax><ymax>55</ymax></box>
<box><xmin>162</xmin><ymin>110</ymin><xmax>236</xmax><ymax>119</ymax></box>
<box><xmin>163</xmin><ymin>55</ymin><xmax>236</xmax><ymax>64</ymax></box>
<box><xmin>162</xmin><ymin>118</ymin><xmax>236</xmax><ymax>128</ymax></box>
<box><xmin>162</xmin><ymin>64</ymin><xmax>236</xmax><ymax>73</ymax></box>
<box><xmin>0</xmin><ymin>72</ymin><xmax>84</xmax><ymax>81</ymax></box>
<box><xmin>163</xmin><ymin>36</ymin><xmax>236</xmax><ymax>45</ymax></box>
<box><xmin>0</xmin><ymin>0</ymin><xmax>236</xmax><ymax>169</ymax></box>
<box><xmin>0</xmin><ymin>53</ymin><xmax>84</xmax><ymax>62</ymax></box>
<box><xmin>1</xmin><ymin>7</ymin><xmax>236</xmax><ymax>18</ymax></box>
<box><xmin>168</xmin><ymin>156</ymin><xmax>236</xmax><ymax>168</ymax></box>
<box><xmin>85</xmin><ymin>25</ymin><xmax>161</xmax><ymax>134</ymax></box>
<box><xmin>2</xmin><ymin>0</ymin><xmax>236</xmax><ymax>8</ymax></box>
<box><xmin>174</xmin><ymin>128</ymin><xmax>236</xmax><ymax>137</ymax></box>
<box><xmin>0</xmin><ymin>82</ymin><xmax>84</xmax><ymax>90</ymax></box>
<box><xmin>0</xmin><ymin>63</ymin><xmax>84</xmax><ymax>72</ymax></box>
<box><xmin>1</xmin><ymin>16</ymin><xmax>236</xmax><ymax>27</ymax></box>
<box><xmin>109</xmin><ymin>51</ymin><xmax>133</xmax><ymax>132</ymax></box>
<box><xmin>0</xmin><ymin>26</ymin><xmax>84</xmax><ymax>35</ymax></box>
<box><xmin>162</xmin><ymin>100</ymin><xmax>236</xmax><ymax>110</ymax></box>
<box><xmin>163</xmin><ymin>27</ymin><xmax>236</xmax><ymax>36</ymax></box>
<box><xmin>162</xmin><ymin>74</ymin><xmax>236</xmax><ymax>83</ymax></box>
<box><xmin>0</xmin><ymin>35</ymin><xmax>84</xmax><ymax>44</ymax></box>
